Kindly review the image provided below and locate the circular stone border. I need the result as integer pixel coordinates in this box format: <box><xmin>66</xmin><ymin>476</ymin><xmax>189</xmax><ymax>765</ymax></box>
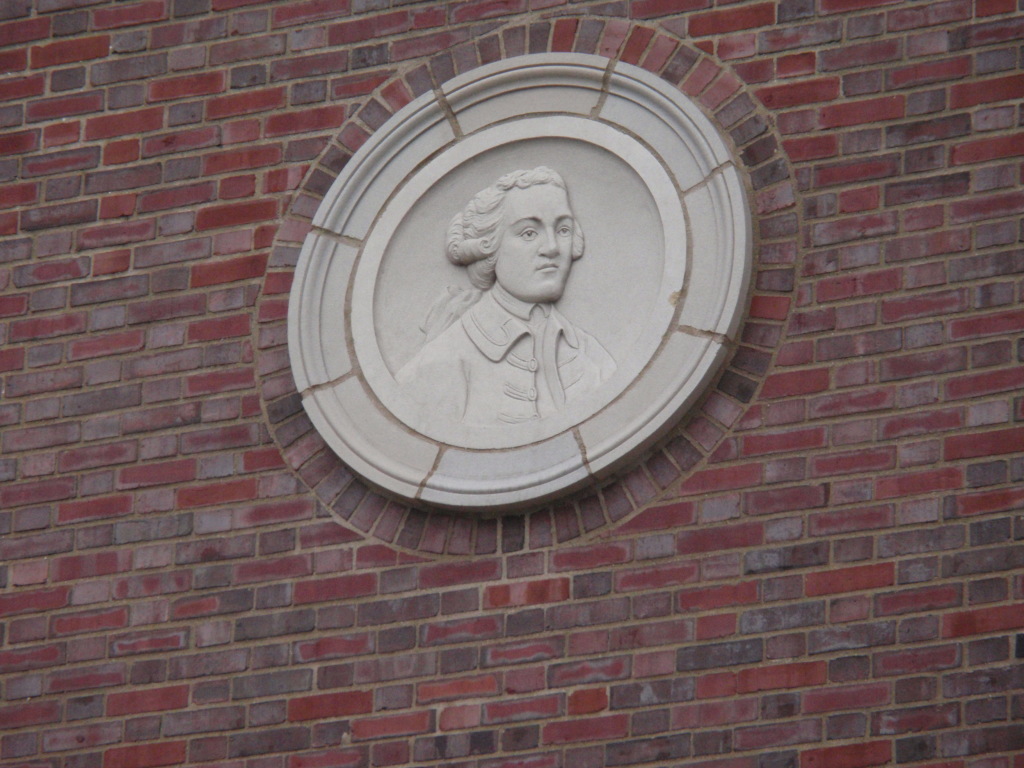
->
<box><xmin>256</xmin><ymin>18</ymin><xmax>800</xmax><ymax>554</ymax></box>
<box><xmin>288</xmin><ymin>53</ymin><xmax>752</xmax><ymax>512</ymax></box>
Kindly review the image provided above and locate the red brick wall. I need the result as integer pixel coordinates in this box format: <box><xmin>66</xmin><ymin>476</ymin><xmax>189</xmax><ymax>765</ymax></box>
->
<box><xmin>1</xmin><ymin>1</ymin><xmax>1023</xmax><ymax>767</ymax></box>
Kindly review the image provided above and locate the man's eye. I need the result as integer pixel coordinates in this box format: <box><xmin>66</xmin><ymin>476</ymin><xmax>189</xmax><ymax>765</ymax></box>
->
<box><xmin>558</xmin><ymin>226</ymin><xmax>572</xmax><ymax>237</ymax></box>
<box><xmin>520</xmin><ymin>229</ymin><xmax>537</xmax><ymax>240</ymax></box>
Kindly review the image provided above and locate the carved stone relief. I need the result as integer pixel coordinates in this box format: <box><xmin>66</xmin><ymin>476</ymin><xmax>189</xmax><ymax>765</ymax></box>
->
<box><xmin>288</xmin><ymin>53</ymin><xmax>753</xmax><ymax>511</ymax></box>
<box><xmin>395</xmin><ymin>166</ymin><xmax>617</xmax><ymax>430</ymax></box>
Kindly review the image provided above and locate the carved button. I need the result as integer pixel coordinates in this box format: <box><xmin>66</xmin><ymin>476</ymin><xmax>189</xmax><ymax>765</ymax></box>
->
<box><xmin>528</xmin><ymin>359</ymin><xmax>538</xmax><ymax>371</ymax></box>
<box><xmin>528</xmin><ymin>388</ymin><xmax>537</xmax><ymax>400</ymax></box>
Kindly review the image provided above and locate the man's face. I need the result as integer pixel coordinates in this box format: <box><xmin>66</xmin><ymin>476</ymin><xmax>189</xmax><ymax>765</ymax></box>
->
<box><xmin>494</xmin><ymin>184</ymin><xmax>576</xmax><ymax>304</ymax></box>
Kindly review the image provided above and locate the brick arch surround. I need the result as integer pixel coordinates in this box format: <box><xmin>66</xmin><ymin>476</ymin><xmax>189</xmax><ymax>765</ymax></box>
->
<box><xmin>257</xmin><ymin>18</ymin><xmax>801</xmax><ymax>555</ymax></box>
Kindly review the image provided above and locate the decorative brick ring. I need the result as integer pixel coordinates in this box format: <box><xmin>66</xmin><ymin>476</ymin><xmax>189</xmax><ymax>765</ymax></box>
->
<box><xmin>256</xmin><ymin>19</ymin><xmax>800</xmax><ymax>554</ymax></box>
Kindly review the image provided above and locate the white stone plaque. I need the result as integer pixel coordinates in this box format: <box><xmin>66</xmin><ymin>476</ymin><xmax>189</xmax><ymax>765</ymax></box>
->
<box><xmin>289</xmin><ymin>54</ymin><xmax>752</xmax><ymax>511</ymax></box>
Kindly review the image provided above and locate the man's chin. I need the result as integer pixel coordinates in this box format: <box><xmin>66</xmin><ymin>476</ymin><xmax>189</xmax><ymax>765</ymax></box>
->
<box><xmin>523</xmin><ymin>287</ymin><xmax>565</xmax><ymax>304</ymax></box>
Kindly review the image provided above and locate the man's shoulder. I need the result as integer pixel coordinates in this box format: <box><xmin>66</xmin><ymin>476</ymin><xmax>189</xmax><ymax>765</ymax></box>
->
<box><xmin>396</xmin><ymin>319</ymin><xmax>474</xmax><ymax>383</ymax></box>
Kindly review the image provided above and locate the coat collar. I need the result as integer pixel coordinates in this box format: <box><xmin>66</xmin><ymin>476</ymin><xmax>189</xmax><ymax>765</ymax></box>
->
<box><xmin>462</xmin><ymin>290</ymin><xmax>579</xmax><ymax>362</ymax></box>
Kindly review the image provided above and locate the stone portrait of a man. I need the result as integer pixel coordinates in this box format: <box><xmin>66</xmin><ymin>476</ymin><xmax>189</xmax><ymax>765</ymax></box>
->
<box><xmin>396</xmin><ymin>166</ymin><xmax>616</xmax><ymax>427</ymax></box>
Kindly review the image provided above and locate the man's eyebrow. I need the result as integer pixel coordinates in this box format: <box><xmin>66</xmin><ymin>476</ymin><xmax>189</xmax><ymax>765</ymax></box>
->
<box><xmin>509</xmin><ymin>215</ymin><xmax>574</xmax><ymax>227</ymax></box>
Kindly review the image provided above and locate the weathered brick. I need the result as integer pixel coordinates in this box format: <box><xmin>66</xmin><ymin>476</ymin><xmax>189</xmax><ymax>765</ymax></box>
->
<box><xmin>678</xmin><ymin>638</ymin><xmax>762</xmax><ymax>670</ymax></box>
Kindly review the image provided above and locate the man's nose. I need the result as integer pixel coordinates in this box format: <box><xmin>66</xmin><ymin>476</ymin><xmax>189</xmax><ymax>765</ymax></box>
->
<box><xmin>538</xmin><ymin>228</ymin><xmax>559</xmax><ymax>257</ymax></box>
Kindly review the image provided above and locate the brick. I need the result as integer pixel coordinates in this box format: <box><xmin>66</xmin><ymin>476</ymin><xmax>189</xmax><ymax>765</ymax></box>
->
<box><xmin>418</xmin><ymin>673</ymin><xmax>498</xmax><ymax>703</ymax></box>
<box><xmin>808</xmin><ymin>388</ymin><xmax>893</xmax><ymax>419</ymax></box>
<box><xmin>879</xmin><ymin>703</ymin><xmax>961</xmax><ymax>737</ymax></box>
<box><xmin>873</xmin><ymin>644</ymin><xmax>960</xmax><ymax>676</ymax></box>
<box><xmin>757</xmin><ymin>77</ymin><xmax>838</xmax><ymax>109</ymax></box>
<box><xmin>162</xmin><ymin>705</ymin><xmax>245</xmax><ymax>736</ymax></box>
<box><xmin>265</xmin><ymin>105</ymin><xmax>345</xmax><ymax>136</ymax></box>
<box><xmin>351</xmin><ymin>710</ymin><xmax>432</xmax><ymax>741</ymax></box>
<box><xmin>185</xmin><ymin>367</ymin><xmax>254</xmax><ymax>396</ymax></box>
<box><xmin>328</xmin><ymin>10</ymin><xmax>409</xmax><ymax>44</ymax></box>
<box><xmin>884</xmin><ymin>171</ymin><xmax>969</xmax><ymax>205</ymax></box>
<box><xmin>2</xmin><ymin>421</ymin><xmax>80</xmax><ymax>452</ymax></box>
<box><xmin>548</xmin><ymin>656</ymin><xmax>629</xmax><ymax>688</ymax></box>
<box><xmin>678</xmin><ymin>581</ymin><xmax>758</xmax><ymax>612</ymax></box>
<box><xmin>881</xmin><ymin>288</ymin><xmax>968</xmax><ymax>323</ymax></box>
<box><xmin>677</xmin><ymin>522</ymin><xmax>762</xmax><ymax>553</ymax></box>
<box><xmin>137</xmin><ymin>182</ymin><xmax>217</xmax><ymax>213</ymax></box>
<box><xmin>272</xmin><ymin>0</ymin><xmax>352</xmax><ymax>28</ymax></box>
<box><xmin>761</xmin><ymin>367</ymin><xmax>830</xmax><ymax>398</ymax></box>
<box><xmin>21</xmin><ymin>199</ymin><xmax>97</xmax><ymax>231</ymax></box>
<box><xmin>26</xmin><ymin>90</ymin><xmax>104</xmax><ymax>122</ymax></box>
<box><xmin>42</xmin><ymin>722</ymin><xmax>122</xmax><ymax>752</ymax></box>
<box><xmin>66</xmin><ymin>325</ymin><xmax>146</xmax><ymax>360</ymax></box>
<box><xmin>195</xmin><ymin>199</ymin><xmax>277</xmax><ymax>230</ymax></box>
<box><xmin>0</xmin><ymin>129</ymin><xmax>39</xmax><ymax>156</ymax></box>
<box><xmin>23</xmin><ymin>146</ymin><xmax>100</xmax><ymax>178</ymax></box>
<box><xmin>107</xmin><ymin>684</ymin><xmax>189</xmax><ymax>716</ymax></box>
<box><xmin>737</xmin><ymin>661</ymin><xmax>826</xmax><ymax>692</ymax></box>
<box><xmin>942</xmin><ymin>604</ymin><xmax>1024</xmax><ymax>638</ymax></box>
<box><xmin>143</xmin><ymin>125</ymin><xmax>220</xmax><ymax>157</ymax></box>
<box><xmin>0</xmin><ymin>16</ymin><xmax>50</xmax><ymax>46</ymax></box>
<box><xmin>678</xmin><ymin>462</ymin><xmax>762</xmax><ymax>495</ymax></box>
<box><xmin>203</xmin><ymin>145</ymin><xmax>282</xmax><ymax>176</ymax></box>
<box><xmin>734</xmin><ymin>718</ymin><xmax>821</xmax><ymax>750</ymax></box>
<box><xmin>229</xmin><ymin>726</ymin><xmax>314</xmax><ymax>758</ymax></box>
<box><xmin>0</xmin><ymin>643</ymin><xmax>65</xmax><ymax>674</ymax></box>
<box><xmin>875</xmin><ymin>584</ymin><xmax>962</xmax><ymax>617</ymax></box>
<box><xmin>551</xmin><ymin>543</ymin><xmax>630</xmax><ymax>572</ymax></box>
<box><xmin>63</xmin><ymin>384</ymin><xmax>141</xmax><ymax>416</ymax></box>
<box><xmin>820</xmin><ymin>95</ymin><xmax>904</xmax><ymax>129</ymax></box>
<box><xmin>482</xmin><ymin>638</ymin><xmax>563</xmax><ymax>668</ymax></box>
<box><xmin>31</xmin><ymin>35</ymin><xmax>109</xmax><ymax>67</ymax></box>
<box><xmin>289</xmin><ymin>690</ymin><xmax>373</xmax><ymax>721</ymax></box>
<box><xmin>1</xmin><ymin>477</ymin><xmax>76</xmax><ymax>509</ymax></box>
<box><xmin>631</xmin><ymin>0</ymin><xmax>709</xmax><ymax>20</ymax></box>
<box><xmin>178</xmin><ymin>478</ymin><xmax>257</xmax><ymax>508</ymax></box>
<box><xmin>93</xmin><ymin>0</ymin><xmax>166</xmax><ymax>29</ymax></box>
<box><xmin>944</xmin><ymin>426</ymin><xmax>1024</xmax><ymax>461</ymax></box>
<box><xmin>84</xmin><ymin>163</ymin><xmax>161</xmax><ymax>195</ymax></box>
<box><xmin>952</xmin><ymin>134</ymin><xmax>1024</xmax><ymax>165</ymax></box>
<box><xmin>293</xmin><ymin>633</ymin><xmax>373</xmax><ymax>662</ymax></box>
<box><xmin>484</xmin><ymin>693</ymin><xmax>560</xmax><ymax>724</ymax></box>
<box><xmin>59</xmin><ymin>442</ymin><xmax>138</xmax><ymax>473</ymax></box>
<box><xmin>801</xmin><ymin>740</ymin><xmax>891</xmax><ymax>768</ymax></box>
<box><xmin>815</xmin><ymin>155</ymin><xmax>900</xmax><ymax>189</ymax></box>
<box><xmin>804</xmin><ymin>682</ymin><xmax>890</xmax><ymax>714</ymax></box>
<box><xmin>811</xmin><ymin>211</ymin><xmax>898</xmax><ymax>247</ymax></box>
<box><xmin>293</xmin><ymin>573</ymin><xmax>376</xmax><ymax>604</ymax></box>
<box><xmin>484</xmin><ymin>577</ymin><xmax>569</xmax><ymax>607</ymax></box>
<box><xmin>0</xmin><ymin>700</ymin><xmax>61</xmax><ymax>729</ymax></box>
<box><xmin>421</xmin><ymin>615</ymin><xmax>501</xmax><ymax>646</ymax></box>
<box><xmin>118</xmin><ymin>458</ymin><xmax>196</xmax><ymax>489</ymax></box>
<box><xmin>149</xmin><ymin>70</ymin><xmax>226</xmax><ymax>101</ymax></box>
<box><xmin>678</xmin><ymin>638</ymin><xmax>761</xmax><ymax>670</ymax></box>
<box><xmin>820</xmin><ymin>38</ymin><xmax>900</xmax><ymax>71</ymax></box>
<box><xmin>110</xmin><ymin>627</ymin><xmax>189</xmax><ymax>656</ymax></box>
<box><xmin>0</xmin><ymin>587</ymin><xmax>69</xmax><ymax>618</ymax></box>
<box><xmin>743</xmin><ymin>426</ymin><xmax>826</xmax><ymax>456</ymax></box>
<box><xmin>542</xmin><ymin>713</ymin><xmax>628</xmax><ymax>745</ymax></box>
<box><xmin>805</xmin><ymin>563</ymin><xmax>894</xmax><ymax>596</ymax></box>
<box><xmin>746</xmin><ymin>541</ymin><xmax>829</xmax><ymax>574</ymax></box>
<box><xmin>741</xmin><ymin>601</ymin><xmax>825</xmax><ymax>634</ymax></box>
<box><xmin>950</xmin><ymin>74</ymin><xmax>1024</xmax><ymax>109</ymax></box>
